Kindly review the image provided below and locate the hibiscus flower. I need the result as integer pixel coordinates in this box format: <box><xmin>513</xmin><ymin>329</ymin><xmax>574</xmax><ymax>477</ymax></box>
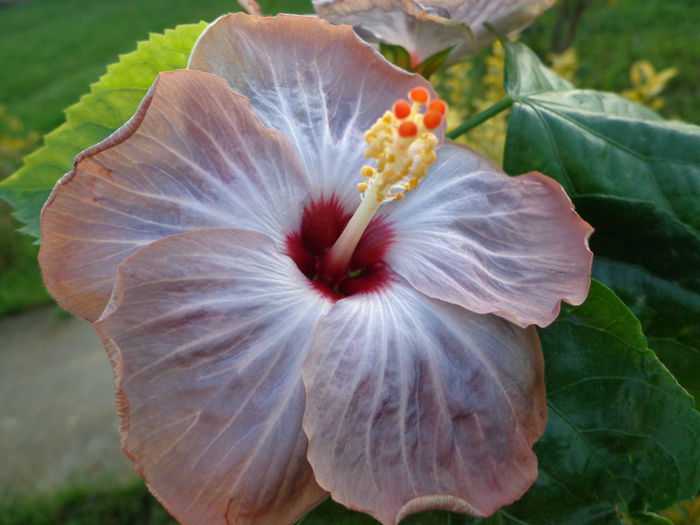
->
<box><xmin>313</xmin><ymin>0</ymin><xmax>557</xmax><ymax>68</ymax></box>
<box><xmin>39</xmin><ymin>13</ymin><xmax>592</xmax><ymax>525</ymax></box>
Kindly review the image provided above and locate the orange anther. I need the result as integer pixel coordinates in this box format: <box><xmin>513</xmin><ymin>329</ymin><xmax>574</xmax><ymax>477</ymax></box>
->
<box><xmin>423</xmin><ymin>111</ymin><xmax>443</xmax><ymax>130</ymax></box>
<box><xmin>428</xmin><ymin>99</ymin><xmax>447</xmax><ymax>116</ymax></box>
<box><xmin>393</xmin><ymin>99</ymin><xmax>411</xmax><ymax>119</ymax></box>
<box><xmin>398</xmin><ymin>121</ymin><xmax>418</xmax><ymax>138</ymax></box>
<box><xmin>408</xmin><ymin>87</ymin><xmax>429</xmax><ymax>104</ymax></box>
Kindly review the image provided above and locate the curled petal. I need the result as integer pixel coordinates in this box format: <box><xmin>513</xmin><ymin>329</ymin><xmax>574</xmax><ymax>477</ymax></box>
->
<box><xmin>313</xmin><ymin>0</ymin><xmax>556</xmax><ymax>64</ymax></box>
<box><xmin>189</xmin><ymin>13</ymin><xmax>437</xmax><ymax>207</ymax></box>
<box><xmin>40</xmin><ymin>69</ymin><xmax>309</xmax><ymax>321</ymax></box>
<box><xmin>435</xmin><ymin>0</ymin><xmax>557</xmax><ymax>60</ymax></box>
<box><xmin>387</xmin><ymin>142</ymin><xmax>593</xmax><ymax>328</ymax></box>
<box><xmin>302</xmin><ymin>278</ymin><xmax>545</xmax><ymax>524</ymax></box>
<box><xmin>95</xmin><ymin>229</ymin><xmax>330</xmax><ymax>525</ymax></box>
<box><xmin>313</xmin><ymin>0</ymin><xmax>473</xmax><ymax>66</ymax></box>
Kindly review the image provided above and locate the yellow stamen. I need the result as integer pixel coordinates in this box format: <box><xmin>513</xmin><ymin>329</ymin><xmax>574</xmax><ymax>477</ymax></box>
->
<box><xmin>323</xmin><ymin>88</ymin><xmax>447</xmax><ymax>273</ymax></box>
<box><xmin>359</xmin><ymin>92</ymin><xmax>444</xmax><ymax>204</ymax></box>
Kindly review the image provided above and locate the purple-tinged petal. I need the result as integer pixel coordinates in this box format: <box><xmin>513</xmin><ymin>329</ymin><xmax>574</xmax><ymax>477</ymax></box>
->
<box><xmin>40</xmin><ymin>69</ymin><xmax>310</xmax><ymax>322</ymax></box>
<box><xmin>189</xmin><ymin>13</ymin><xmax>438</xmax><ymax>208</ymax></box>
<box><xmin>95</xmin><ymin>228</ymin><xmax>330</xmax><ymax>525</ymax></box>
<box><xmin>386</xmin><ymin>142</ymin><xmax>593</xmax><ymax>328</ymax></box>
<box><xmin>430</xmin><ymin>0</ymin><xmax>557</xmax><ymax>60</ymax></box>
<box><xmin>313</xmin><ymin>0</ymin><xmax>556</xmax><ymax>64</ymax></box>
<box><xmin>313</xmin><ymin>0</ymin><xmax>473</xmax><ymax>66</ymax></box>
<box><xmin>302</xmin><ymin>278</ymin><xmax>545</xmax><ymax>524</ymax></box>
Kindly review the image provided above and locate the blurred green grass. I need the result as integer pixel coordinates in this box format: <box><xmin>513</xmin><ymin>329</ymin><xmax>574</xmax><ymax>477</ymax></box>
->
<box><xmin>525</xmin><ymin>0</ymin><xmax>700</xmax><ymax>123</ymax></box>
<box><xmin>0</xmin><ymin>482</ymin><xmax>177</xmax><ymax>525</ymax></box>
<box><xmin>0</xmin><ymin>0</ymin><xmax>311</xmax><ymax>134</ymax></box>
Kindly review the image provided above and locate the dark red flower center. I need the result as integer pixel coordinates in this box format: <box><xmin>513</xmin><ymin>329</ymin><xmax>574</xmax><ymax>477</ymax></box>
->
<box><xmin>285</xmin><ymin>196</ymin><xmax>394</xmax><ymax>301</ymax></box>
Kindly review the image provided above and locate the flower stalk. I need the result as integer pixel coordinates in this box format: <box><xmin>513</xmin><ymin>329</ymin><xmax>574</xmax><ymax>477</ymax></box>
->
<box><xmin>446</xmin><ymin>94</ymin><xmax>514</xmax><ymax>140</ymax></box>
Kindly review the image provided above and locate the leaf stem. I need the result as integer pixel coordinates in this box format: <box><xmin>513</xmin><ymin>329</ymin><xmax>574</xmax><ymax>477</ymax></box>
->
<box><xmin>446</xmin><ymin>94</ymin><xmax>514</xmax><ymax>140</ymax></box>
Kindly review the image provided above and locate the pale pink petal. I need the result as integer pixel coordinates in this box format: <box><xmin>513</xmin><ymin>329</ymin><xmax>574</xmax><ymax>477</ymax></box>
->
<box><xmin>188</xmin><ymin>13</ymin><xmax>438</xmax><ymax>207</ymax></box>
<box><xmin>313</xmin><ymin>0</ymin><xmax>473</xmax><ymax>65</ymax></box>
<box><xmin>313</xmin><ymin>0</ymin><xmax>556</xmax><ymax>64</ymax></box>
<box><xmin>302</xmin><ymin>278</ymin><xmax>545</xmax><ymax>524</ymax></box>
<box><xmin>95</xmin><ymin>228</ymin><xmax>330</xmax><ymax>525</ymax></box>
<box><xmin>40</xmin><ymin>69</ymin><xmax>310</xmax><ymax>322</ymax></box>
<box><xmin>433</xmin><ymin>0</ymin><xmax>557</xmax><ymax>59</ymax></box>
<box><xmin>386</xmin><ymin>142</ymin><xmax>593</xmax><ymax>328</ymax></box>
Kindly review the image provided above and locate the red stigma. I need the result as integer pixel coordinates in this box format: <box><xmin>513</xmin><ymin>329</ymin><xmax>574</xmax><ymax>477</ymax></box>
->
<box><xmin>423</xmin><ymin>111</ymin><xmax>443</xmax><ymax>130</ymax></box>
<box><xmin>285</xmin><ymin>196</ymin><xmax>394</xmax><ymax>301</ymax></box>
<box><xmin>409</xmin><ymin>87</ymin><xmax>429</xmax><ymax>104</ymax></box>
<box><xmin>398</xmin><ymin>121</ymin><xmax>418</xmax><ymax>138</ymax></box>
<box><xmin>428</xmin><ymin>99</ymin><xmax>447</xmax><ymax>116</ymax></box>
<box><xmin>393</xmin><ymin>99</ymin><xmax>411</xmax><ymax>119</ymax></box>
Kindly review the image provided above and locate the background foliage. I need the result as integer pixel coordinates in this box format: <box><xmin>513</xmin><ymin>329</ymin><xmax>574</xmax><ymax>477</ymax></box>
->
<box><xmin>500</xmin><ymin>39</ymin><xmax>700</xmax><ymax>406</ymax></box>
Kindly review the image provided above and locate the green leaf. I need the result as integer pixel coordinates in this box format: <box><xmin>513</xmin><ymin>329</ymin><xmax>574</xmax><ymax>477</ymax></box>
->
<box><xmin>413</xmin><ymin>46</ymin><xmax>454</xmax><ymax>79</ymax></box>
<box><xmin>629</xmin><ymin>511</ymin><xmax>674</xmax><ymax>525</ymax></box>
<box><xmin>481</xmin><ymin>281</ymin><xmax>700</xmax><ymax>525</ymax></box>
<box><xmin>502</xmin><ymin>40</ymin><xmax>700</xmax><ymax>405</ymax></box>
<box><xmin>0</xmin><ymin>22</ymin><xmax>209</xmax><ymax>239</ymax></box>
<box><xmin>380</xmin><ymin>43</ymin><xmax>413</xmax><ymax>71</ymax></box>
<box><xmin>574</xmin><ymin>195</ymin><xmax>700</xmax><ymax>405</ymax></box>
<box><xmin>503</xmin><ymin>39</ymin><xmax>573</xmax><ymax>95</ymax></box>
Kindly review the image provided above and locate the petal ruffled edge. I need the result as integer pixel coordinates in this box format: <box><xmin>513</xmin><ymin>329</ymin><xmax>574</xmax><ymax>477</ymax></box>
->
<box><xmin>302</xmin><ymin>278</ymin><xmax>546</xmax><ymax>524</ymax></box>
<box><xmin>313</xmin><ymin>0</ymin><xmax>556</xmax><ymax>64</ymax></box>
<box><xmin>39</xmin><ymin>69</ymin><xmax>311</xmax><ymax>322</ymax></box>
<box><xmin>95</xmin><ymin>228</ymin><xmax>331</xmax><ymax>525</ymax></box>
<box><xmin>313</xmin><ymin>0</ymin><xmax>474</xmax><ymax>64</ymax></box>
<box><xmin>387</xmin><ymin>142</ymin><xmax>593</xmax><ymax>328</ymax></box>
<box><xmin>188</xmin><ymin>13</ymin><xmax>442</xmax><ymax>210</ymax></box>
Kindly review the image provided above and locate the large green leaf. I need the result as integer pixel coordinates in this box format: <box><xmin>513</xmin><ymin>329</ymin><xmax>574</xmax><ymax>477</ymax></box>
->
<box><xmin>0</xmin><ymin>22</ymin><xmax>208</xmax><ymax>238</ymax></box>
<box><xmin>574</xmin><ymin>195</ymin><xmax>700</xmax><ymax>404</ymax></box>
<box><xmin>468</xmin><ymin>281</ymin><xmax>700</xmax><ymax>525</ymax></box>
<box><xmin>502</xmin><ymin>40</ymin><xmax>700</xmax><ymax>405</ymax></box>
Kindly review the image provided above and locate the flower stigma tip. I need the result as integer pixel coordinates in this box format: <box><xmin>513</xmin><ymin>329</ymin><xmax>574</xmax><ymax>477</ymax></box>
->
<box><xmin>324</xmin><ymin>87</ymin><xmax>447</xmax><ymax>274</ymax></box>
<box><xmin>360</xmin><ymin>86</ymin><xmax>445</xmax><ymax>205</ymax></box>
